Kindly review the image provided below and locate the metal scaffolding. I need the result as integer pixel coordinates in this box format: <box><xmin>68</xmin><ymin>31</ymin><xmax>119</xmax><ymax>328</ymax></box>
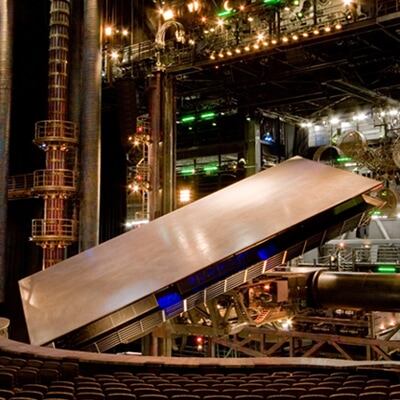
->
<box><xmin>32</xmin><ymin>0</ymin><xmax>78</xmax><ymax>269</ymax></box>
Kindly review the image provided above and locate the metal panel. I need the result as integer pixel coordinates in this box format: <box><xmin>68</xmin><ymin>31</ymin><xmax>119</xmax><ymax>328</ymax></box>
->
<box><xmin>19</xmin><ymin>157</ymin><xmax>382</xmax><ymax>345</ymax></box>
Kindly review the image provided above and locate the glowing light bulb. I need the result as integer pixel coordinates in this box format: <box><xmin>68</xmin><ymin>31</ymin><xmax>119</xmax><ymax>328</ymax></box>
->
<box><xmin>187</xmin><ymin>0</ymin><xmax>200</xmax><ymax>13</ymax></box>
<box><xmin>122</xmin><ymin>29</ymin><xmax>129</xmax><ymax>36</ymax></box>
<box><xmin>105</xmin><ymin>26</ymin><xmax>113</xmax><ymax>36</ymax></box>
<box><xmin>161</xmin><ymin>8</ymin><xmax>174</xmax><ymax>21</ymax></box>
<box><xmin>110</xmin><ymin>50</ymin><xmax>119</xmax><ymax>60</ymax></box>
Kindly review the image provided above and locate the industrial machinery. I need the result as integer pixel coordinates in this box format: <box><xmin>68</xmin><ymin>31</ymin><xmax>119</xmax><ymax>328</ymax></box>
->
<box><xmin>20</xmin><ymin>157</ymin><xmax>392</xmax><ymax>355</ymax></box>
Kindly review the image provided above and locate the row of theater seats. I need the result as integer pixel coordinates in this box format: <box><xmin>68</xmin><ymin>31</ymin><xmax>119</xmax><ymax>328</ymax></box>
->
<box><xmin>0</xmin><ymin>351</ymin><xmax>400</xmax><ymax>400</ymax></box>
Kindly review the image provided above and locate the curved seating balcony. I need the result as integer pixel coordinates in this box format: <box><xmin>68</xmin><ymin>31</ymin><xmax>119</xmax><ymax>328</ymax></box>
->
<box><xmin>31</xmin><ymin>219</ymin><xmax>77</xmax><ymax>243</ymax></box>
<box><xmin>0</xmin><ymin>337</ymin><xmax>400</xmax><ymax>400</ymax></box>
<box><xmin>33</xmin><ymin>169</ymin><xmax>77</xmax><ymax>193</ymax></box>
<box><xmin>34</xmin><ymin>120</ymin><xmax>78</xmax><ymax>146</ymax></box>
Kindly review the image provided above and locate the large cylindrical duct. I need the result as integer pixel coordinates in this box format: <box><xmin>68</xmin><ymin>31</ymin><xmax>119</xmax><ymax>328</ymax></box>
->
<box><xmin>79</xmin><ymin>0</ymin><xmax>102</xmax><ymax>250</ymax></box>
<box><xmin>311</xmin><ymin>271</ymin><xmax>400</xmax><ymax>311</ymax></box>
<box><xmin>0</xmin><ymin>0</ymin><xmax>13</xmax><ymax>301</ymax></box>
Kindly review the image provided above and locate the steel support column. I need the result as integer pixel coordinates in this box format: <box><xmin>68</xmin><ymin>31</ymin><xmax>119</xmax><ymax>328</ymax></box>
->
<box><xmin>244</xmin><ymin>119</ymin><xmax>261</xmax><ymax>177</ymax></box>
<box><xmin>80</xmin><ymin>0</ymin><xmax>101</xmax><ymax>250</ymax></box>
<box><xmin>148</xmin><ymin>71</ymin><xmax>176</xmax><ymax>219</ymax></box>
<box><xmin>69</xmin><ymin>0</ymin><xmax>82</xmax><ymax>128</ymax></box>
<box><xmin>161</xmin><ymin>74</ymin><xmax>176</xmax><ymax>215</ymax></box>
<box><xmin>0</xmin><ymin>0</ymin><xmax>12</xmax><ymax>301</ymax></box>
<box><xmin>148</xmin><ymin>72</ymin><xmax>162</xmax><ymax>220</ymax></box>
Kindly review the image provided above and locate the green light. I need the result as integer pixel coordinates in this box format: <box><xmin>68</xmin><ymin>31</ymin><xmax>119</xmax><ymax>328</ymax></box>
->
<box><xmin>200</xmin><ymin>112</ymin><xmax>217</xmax><ymax>120</ymax></box>
<box><xmin>217</xmin><ymin>9</ymin><xmax>236</xmax><ymax>17</ymax></box>
<box><xmin>203</xmin><ymin>164</ymin><xmax>218</xmax><ymax>173</ymax></box>
<box><xmin>181</xmin><ymin>115</ymin><xmax>196</xmax><ymax>123</ymax></box>
<box><xmin>377</xmin><ymin>266</ymin><xmax>397</xmax><ymax>273</ymax></box>
<box><xmin>180</xmin><ymin>167</ymin><xmax>195</xmax><ymax>176</ymax></box>
<box><xmin>336</xmin><ymin>156</ymin><xmax>352</xmax><ymax>163</ymax></box>
<box><xmin>263</xmin><ymin>0</ymin><xmax>282</xmax><ymax>4</ymax></box>
<box><xmin>293</xmin><ymin>0</ymin><xmax>300</xmax><ymax>5</ymax></box>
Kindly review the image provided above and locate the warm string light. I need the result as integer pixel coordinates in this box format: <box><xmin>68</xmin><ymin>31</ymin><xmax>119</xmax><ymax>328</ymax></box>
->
<box><xmin>208</xmin><ymin>23</ymin><xmax>340</xmax><ymax>60</ymax></box>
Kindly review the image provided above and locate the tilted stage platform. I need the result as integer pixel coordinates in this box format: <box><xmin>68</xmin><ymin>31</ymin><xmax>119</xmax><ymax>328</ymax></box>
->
<box><xmin>19</xmin><ymin>157</ymin><xmax>382</xmax><ymax>351</ymax></box>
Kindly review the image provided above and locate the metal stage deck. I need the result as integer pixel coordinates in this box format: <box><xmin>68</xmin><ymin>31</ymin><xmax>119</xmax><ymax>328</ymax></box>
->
<box><xmin>19</xmin><ymin>157</ymin><xmax>382</xmax><ymax>350</ymax></box>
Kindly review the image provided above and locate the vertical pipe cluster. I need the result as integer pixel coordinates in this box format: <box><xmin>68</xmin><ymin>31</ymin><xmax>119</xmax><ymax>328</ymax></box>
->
<box><xmin>32</xmin><ymin>0</ymin><xmax>78</xmax><ymax>269</ymax></box>
<box><xmin>0</xmin><ymin>0</ymin><xmax>12</xmax><ymax>300</ymax></box>
<box><xmin>79</xmin><ymin>0</ymin><xmax>101</xmax><ymax>250</ymax></box>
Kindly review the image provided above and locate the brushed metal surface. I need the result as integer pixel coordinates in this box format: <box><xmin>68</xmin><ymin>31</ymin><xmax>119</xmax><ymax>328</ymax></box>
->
<box><xmin>19</xmin><ymin>157</ymin><xmax>382</xmax><ymax>345</ymax></box>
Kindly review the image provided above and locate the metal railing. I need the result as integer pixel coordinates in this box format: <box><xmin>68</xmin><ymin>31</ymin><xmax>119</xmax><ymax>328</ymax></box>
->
<box><xmin>33</xmin><ymin>169</ymin><xmax>77</xmax><ymax>192</ymax></box>
<box><xmin>114</xmin><ymin>0</ymin><xmax>381</xmax><ymax>76</ymax></box>
<box><xmin>8</xmin><ymin>173</ymin><xmax>34</xmax><ymax>192</ymax></box>
<box><xmin>35</xmin><ymin>120</ymin><xmax>78</xmax><ymax>144</ymax></box>
<box><xmin>32</xmin><ymin>219</ymin><xmax>77</xmax><ymax>242</ymax></box>
<box><xmin>377</xmin><ymin>0</ymin><xmax>400</xmax><ymax>16</ymax></box>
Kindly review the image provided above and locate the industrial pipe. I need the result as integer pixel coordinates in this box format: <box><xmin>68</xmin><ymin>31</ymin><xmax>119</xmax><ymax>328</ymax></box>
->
<box><xmin>311</xmin><ymin>271</ymin><xmax>400</xmax><ymax>312</ymax></box>
<box><xmin>0</xmin><ymin>0</ymin><xmax>13</xmax><ymax>301</ymax></box>
<box><xmin>79</xmin><ymin>0</ymin><xmax>102</xmax><ymax>250</ymax></box>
